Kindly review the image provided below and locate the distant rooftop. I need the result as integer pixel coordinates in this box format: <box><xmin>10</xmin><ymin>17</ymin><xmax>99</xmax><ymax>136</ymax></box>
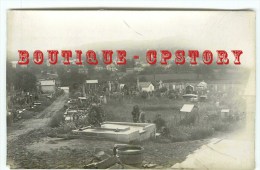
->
<box><xmin>40</xmin><ymin>80</ymin><xmax>55</xmax><ymax>86</ymax></box>
<box><xmin>139</xmin><ymin>82</ymin><xmax>152</xmax><ymax>88</ymax></box>
<box><xmin>86</xmin><ymin>80</ymin><xmax>98</xmax><ymax>84</ymax></box>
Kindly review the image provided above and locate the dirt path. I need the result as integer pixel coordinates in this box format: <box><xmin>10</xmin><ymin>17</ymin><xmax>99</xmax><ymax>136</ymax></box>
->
<box><xmin>7</xmin><ymin>94</ymin><xmax>68</xmax><ymax>143</ymax></box>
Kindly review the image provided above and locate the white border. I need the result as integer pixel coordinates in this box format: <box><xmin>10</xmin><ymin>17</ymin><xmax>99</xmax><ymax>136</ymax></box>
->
<box><xmin>0</xmin><ymin>0</ymin><xmax>259</xmax><ymax>170</ymax></box>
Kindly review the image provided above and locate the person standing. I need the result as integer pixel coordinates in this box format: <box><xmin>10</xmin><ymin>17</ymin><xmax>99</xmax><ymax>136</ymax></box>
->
<box><xmin>139</xmin><ymin>110</ymin><xmax>145</xmax><ymax>123</ymax></box>
<box><xmin>131</xmin><ymin>105</ymin><xmax>140</xmax><ymax>123</ymax></box>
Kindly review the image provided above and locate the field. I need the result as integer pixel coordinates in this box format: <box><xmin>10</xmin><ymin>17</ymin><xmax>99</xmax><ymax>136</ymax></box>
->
<box><xmin>104</xmin><ymin>95</ymin><xmax>245</xmax><ymax>141</ymax></box>
<box><xmin>7</xmin><ymin>92</ymin><xmax>246</xmax><ymax>169</ymax></box>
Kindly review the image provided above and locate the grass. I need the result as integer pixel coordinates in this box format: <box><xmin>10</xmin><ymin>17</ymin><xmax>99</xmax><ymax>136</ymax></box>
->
<box><xmin>103</xmin><ymin>95</ymin><xmax>245</xmax><ymax>141</ymax></box>
<box><xmin>47</xmin><ymin>92</ymin><xmax>245</xmax><ymax>142</ymax></box>
<box><xmin>104</xmin><ymin>96</ymin><xmax>185</xmax><ymax>123</ymax></box>
<box><xmin>48</xmin><ymin>108</ymin><xmax>66</xmax><ymax>128</ymax></box>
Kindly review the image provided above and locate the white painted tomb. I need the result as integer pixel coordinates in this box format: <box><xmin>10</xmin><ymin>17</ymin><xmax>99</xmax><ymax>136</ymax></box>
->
<box><xmin>72</xmin><ymin>122</ymin><xmax>156</xmax><ymax>143</ymax></box>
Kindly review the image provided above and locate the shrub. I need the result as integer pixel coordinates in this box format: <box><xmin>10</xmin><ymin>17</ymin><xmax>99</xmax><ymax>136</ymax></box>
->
<box><xmin>189</xmin><ymin>126</ymin><xmax>214</xmax><ymax>140</ymax></box>
<box><xmin>211</xmin><ymin>121</ymin><xmax>233</xmax><ymax>132</ymax></box>
<box><xmin>20</xmin><ymin>110</ymin><xmax>35</xmax><ymax>119</ymax></box>
<box><xmin>48</xmin><ymin>108</ymin><xmax>65</xmax><ymax>128</ymax></box>
<box><xmin>56</xmin><ymin>122</ymin><xmax>77</xmax><ymax>134</ymax></box>
<box><xmin>170</xmin><ymin>128</ymin><xmax>190</xmax><ymax>142</ymax></box>
<box><xmin>178</xmin><ymin>114</ymin><xmax>196</xmax><ymax>126</ymax></box>
<box><xmin>159</xmin><ymin>87</ymin><xmax>168</xmax><ymax>93</ymax></box>
<box><xmin>75</xmin><ymin>117</ymin><xmax>89</xmax><ymax>128</ymax></box>
<box><xmin>155</xmin><ymin>91</ymin><xmax>161</xmax><ymax>98</ymax></box>
<box><xmin>168</xmin><ymin>93</ymin><xmax>175</xmax><ymax>99</ymax></box>
<box><xmin>140</xmin><ymin>91</ymin><xmax>148</xmax><ymax>99</ymax></box>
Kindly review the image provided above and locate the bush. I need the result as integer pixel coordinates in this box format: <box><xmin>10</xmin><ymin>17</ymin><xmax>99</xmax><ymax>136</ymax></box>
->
<box><xmin>170</xmin><ymin>128</ymin><xmax>190</xmax><ymax>142</ymax></box>
<box><xmin>211</xmin><ymin>121</ymin><xmax>232</xmax><ymax>132</ymax></box>
<box><xmin>159</xmin><ymin>87</ymin><xmax>167</xmax><ymax>93</ymax></box>
<box><xmin>189</xmin><ymin>126</ymin><xmax>214</xmax><ymax>140</ymax></box>
<box><xmin>21</xmin><ymin>110</ymin><xmax>35</xmax><ymax>119</ymax></box>
<box><xmin>75</xmin><ymin>117</ymin><xmax>89</xmax><ymax>128</ymax></box>
<box><xmin>178</xmin><ymin>114</ymin><xmax>196</xmax><ymax>126</ymax></box>
<box><xmin>56</xmin><ymin>122</ymin><xmax>77</xmax><ymax>134</ymax></box>
<box><xmin>168</xmin><ymin>93</ymin><xmax>175</xmax><ymax>99</ymax></box>
<box><xmin>155</xmin><ymin>91</ymin><xmax>161</xmax><ymax>98</ymax></box>
<box><xmin>140</xmin><ymin>91</ymin><xmax>148</xmax><ymax>99</ymax></box>
<box><xmin>169</xmin><ymin>125</ymin><xmax>214</xmax><ymax>142</ymax></box>
<box><xmin>48</xmin><ymin>108</ymin><xmax>65</xmax><ymax>128</ymax></box>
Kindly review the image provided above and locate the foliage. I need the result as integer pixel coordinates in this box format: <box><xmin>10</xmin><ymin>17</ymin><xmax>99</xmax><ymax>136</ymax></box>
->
<box><xmin>140</xmin><ymin>91</ymin><xmax>148</xmax><ymax>99</ymax></box>
<box><xmin>48</xmin><ymin>108</ymin><xmax>65</xmax><ymax>128</ymax></box>
<box><xmin>117</xmin><ymin>59</ymin><xmax>135</xmax><ymax>72</ymax></box>
<box><xmin>159</xmin><ymin>87</ymin><xmax>168</xmax><ymax>93</ymax></box>
<box><xmin>120</xmin><ymin>73</ymin><xmax>137</xmax><ymax>85</ymax></box>
<box><xmin>178</xmin><ymin>114</ymin><xmax>197</xmax><ymax>126</ymax></box>
<box><xmin>6</xmin><ymin>61</ymin><xmax>16</xmax><ymax>91</ymax></box>
<box><xmin>189</xmin><ymin>126</ymin><xmax>214</xmax><ymax>140</ymax></box>
<box><xmin>57</xmin><ymin>65</ymin><xmax>86</xmax><ymax>90</ymax></box>
<box><xmin>20</xmin><ymin>110</ymin><xmax>35</xmax><ymax>119</ymax></box>
<box><xmin>55</xmin><ymin>122</ymin><xmax>77</xmax><ymax>134</ymax></box>
<box><xmin>14</xmin><ymin>70</ymin><xmax>37</xmax><ymax>92</ymax></box>
<box><xmin>139</xmin><ymin>76</ymin><xmax>147</xmax><ymax>82</ymax></box>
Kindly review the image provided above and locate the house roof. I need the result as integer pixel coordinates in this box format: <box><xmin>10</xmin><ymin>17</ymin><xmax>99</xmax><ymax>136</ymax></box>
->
<box><xmin>40</xmin><ymin>80</ymin><xmax>55</xmax><ymax>86</ymax></box>
<box><xmin>120</xmin><ymin>84</ymin><xmax>125</xmax><ymax>88</ymax></box>
<box><xmin>139</xmin><ymin>82</ymin><xmax>153</xmax><ymax>88</ymax></box>
<box><xmin>221</xmin><ymin>109</ymin><xmax>230</xmax><ymax>113</ymax></box>
<box><xmin>86</xmin><ymin>80</ymin><xmax>98</xmax><ymax>84</ymax></box>
<box><xmin>78</xmin><ymin>97</ymin><xmax>87</xmax><ymax>100</ymax></box>
<box><xmin>180</xmin><ymin>104</ymin><xmax>194</xmax><ymax>113</ymax></box>
<box><xmin>60</xmin><ymin>87</ymin><xmax>69</xmax><ymax>90</ymax></box>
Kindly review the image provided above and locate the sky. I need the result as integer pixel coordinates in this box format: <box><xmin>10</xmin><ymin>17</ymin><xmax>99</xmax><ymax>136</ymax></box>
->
<box><xmin>7</xmin><ymin>10</ymin><xmax>255</xmax><ymax>67</ymax></box>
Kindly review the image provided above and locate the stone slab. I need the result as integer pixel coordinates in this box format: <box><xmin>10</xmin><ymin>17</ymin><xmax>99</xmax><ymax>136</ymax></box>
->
<box><xmin>72</xmin><ymin>121</ymin><xmax>156</xmax><ymax>143</ymax></box>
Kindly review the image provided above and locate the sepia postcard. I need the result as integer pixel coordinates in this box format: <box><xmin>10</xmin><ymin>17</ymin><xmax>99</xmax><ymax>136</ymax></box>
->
<box><xmin>6</xmin><ymin>10</ymin><xmax>256</xmax><ymax>169</ymax></box>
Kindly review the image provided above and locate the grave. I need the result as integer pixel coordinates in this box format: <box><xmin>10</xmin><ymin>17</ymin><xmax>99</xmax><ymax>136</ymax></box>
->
<box><xmin>72</xmin><ymin>122</ymin><xmax>156</xmax><ymax>143</ymax></box>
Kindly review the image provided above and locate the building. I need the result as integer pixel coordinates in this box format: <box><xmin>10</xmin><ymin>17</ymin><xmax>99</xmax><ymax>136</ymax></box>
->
<box><xmin>60</xmin><ymin>86</ymin><xmax>69</xmax><ymax>93</ymax></box>
<box><xmin>138</xmin><ymin>82</ymin><xmax>155</xmax><ymax>92</ymax></box>
<box><xmin>40</xmin><ymin>80</ymin><xmax>56</xmax><ymax>93</ymax></box>
<box><xmin>86</xmin><ymin>80</ymin><xmax>98</xmax><ymax>90</ymax></box>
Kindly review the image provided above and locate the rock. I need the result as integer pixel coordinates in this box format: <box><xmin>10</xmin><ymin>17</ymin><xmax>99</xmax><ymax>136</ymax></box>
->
<box><xmin>94</xmin><ymin>150</ymin><xmax>111</xmax><ymax>160</ymax></box>
<box><xmin>143</xmin><ymin>163</ymin><xmax>157</xmax><ymax>168</ymax></box>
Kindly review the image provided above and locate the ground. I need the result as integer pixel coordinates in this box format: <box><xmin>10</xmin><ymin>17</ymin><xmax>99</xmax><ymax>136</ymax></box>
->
<box><xmin>6</xmin><ymin>94</ymin><xmax>242</xmax><ymax>169</ymax></box>
<box><xmin>7</xmin><ymin>128</ymin><xmax>208</xmax><ymax>169</ymax></box>
<box><xmin>7</xmin><ymin>94</ymin><xmax>68</xmax><ymax>143</ymax></box>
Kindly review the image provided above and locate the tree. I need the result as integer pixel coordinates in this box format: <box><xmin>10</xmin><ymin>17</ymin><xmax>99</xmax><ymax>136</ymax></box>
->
<box><xmin>14</xmin><ymin>70</ymin><xmax>37</xmax><ymax>92</ymax></box>
<box><xmin>139</xmin><ymin>76</ymin><xmax>147</xmax><ymax>82</ymax></box>
<box><xmin>117</xmin><ymin>59</ymin><xmax>135</xmax><ymax>72</ymax></box>
<box><xmin>6</xmin><ymin>61</ymin><xmax>16</xmax><ymax>92</ymax></box>
<box><xmin>57</xmin><ymin>65</ymin><xmax>86</xmax><ymax>91</ymax></box>
<box><xmin>121</xmin><ymin>73</ymin><xmax>137</xmax><ymax>85</ymax></box>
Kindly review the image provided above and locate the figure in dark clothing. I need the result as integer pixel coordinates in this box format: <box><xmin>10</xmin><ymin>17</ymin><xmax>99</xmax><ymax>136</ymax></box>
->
<box><xmin>153</xmin><ymin>114</ymin><xmax>166</xmax><ymax>131</ymax></box>
<box><xmin>131</xmin><ymin>105</ymin><xmax>140</xmax><ymax>123</ymax></box>
<box><xmin>88</xmin><ymin>104</ymin><xmax>104</xmax><ymax>127</ymax></box>
<box><xmin>153</xmin><ymin>114</ymin><xmax>170</xmax><ymax>137</ymax></box>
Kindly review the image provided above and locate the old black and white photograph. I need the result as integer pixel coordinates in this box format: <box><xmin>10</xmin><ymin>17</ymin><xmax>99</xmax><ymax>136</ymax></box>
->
<box><xmin>6</xmin><ymin>10</ymin><xmax>256</xmax><ymax>169</ymax></box>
